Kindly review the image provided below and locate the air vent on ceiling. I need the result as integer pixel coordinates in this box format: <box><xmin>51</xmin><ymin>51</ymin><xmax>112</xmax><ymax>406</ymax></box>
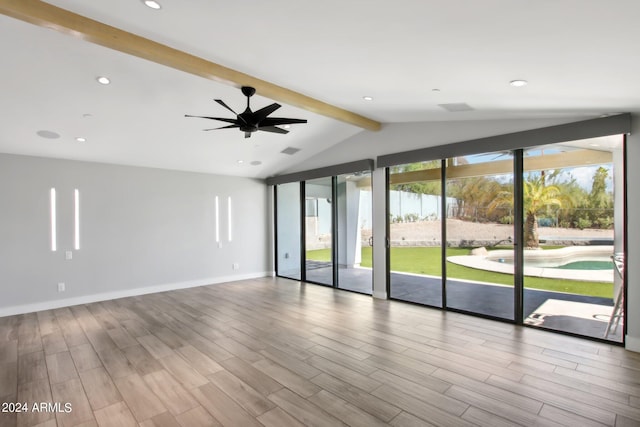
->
<box><xmin>438</xmin><ymin>103</ymin><xmax>474</xmax><ymax>112</ymax></box>
<box><xmin>281</xmin><ymin>147</ymin><xmax>301</xmax><ymax>155</ymax></box>
<box><xmin>37</xmin><ymin>130</ymin><xmax>61</xmax><ymax>139</ymax></box>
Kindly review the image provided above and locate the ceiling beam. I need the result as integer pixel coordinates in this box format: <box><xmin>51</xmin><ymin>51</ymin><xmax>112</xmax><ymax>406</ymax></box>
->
<box><xmin>0</xmin><ymin>0</ymin><xmax>382</xmax><ymax>131</ymax></box>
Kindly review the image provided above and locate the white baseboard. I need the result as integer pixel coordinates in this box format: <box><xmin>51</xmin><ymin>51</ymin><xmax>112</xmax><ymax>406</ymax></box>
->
<box><xmin>0</xmin><ymin>272</ymin><xmax>269</xmax><ymax>317</ymax></box>
<box><xmin>626</xmin><ymin>335</ymin><xmax>640</xmax><ymax>353</ymax></box>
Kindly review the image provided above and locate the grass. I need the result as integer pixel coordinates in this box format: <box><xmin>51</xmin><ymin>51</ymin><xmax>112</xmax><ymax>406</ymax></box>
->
<box><xmin>306</xmin><ymin>246</ymin><xmax>613</xmax><ymax>298</ymax></box>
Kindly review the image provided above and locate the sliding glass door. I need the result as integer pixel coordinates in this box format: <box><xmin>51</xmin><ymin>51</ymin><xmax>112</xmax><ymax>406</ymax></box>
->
<box><xmin>385</xmin><ymin>134</ymin><xmax>625</xmax><ymax>341</ymax></box>
<box><xmin>336</xmin><ymin>172</ymin><xmax>373</xmax><ymax>294</ymax></box>
<box><xmin>521</xmin><ymin>137</ymin><xmax>624</xmax><ymax>342</ymax></box>
<box><xmin>445</xmin><ymin>152</ymin><xmax>515</xmax><ymax>320</ymax></box>
<box><xmin>388</xmin><ymin>161</ymin><xmax>443</xmax><ymax>306</ymax></box>
<box><xmin>275</xmin><ymin>182</ymin><xmax>301</xmax><ymax>280</ymax></box>
<box><xmin>275</xmin><ymin>168</ymin><xmax>373</xmax><ymax>295</ymax></box>
<box><xmin>304</xmin><ymin>177</ymin><xmax>334</xmax><ymax>286</ymax></box>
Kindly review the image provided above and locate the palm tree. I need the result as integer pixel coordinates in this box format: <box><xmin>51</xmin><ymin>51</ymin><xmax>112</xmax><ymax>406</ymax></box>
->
<box><xmin>489</xmin><ymin>174</ymin><xmax>570</xmax><ymax>248</ymax></box>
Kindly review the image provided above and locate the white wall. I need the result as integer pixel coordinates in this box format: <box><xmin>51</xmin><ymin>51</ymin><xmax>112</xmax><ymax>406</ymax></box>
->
<box><xmin>625</xmin><ymin>114</ymin><xmax>640</xmax><ymax>351</ymax></box>
<box><xmin>0</xmin><ymin>154</ymin><xmax>269</xmax><ymax>316</ymax></box>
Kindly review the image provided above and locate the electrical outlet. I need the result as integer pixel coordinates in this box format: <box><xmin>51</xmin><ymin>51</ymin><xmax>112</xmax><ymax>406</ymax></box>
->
<box><xmin>57</xmin><ymin>282</ymin><xmax>65</xmax><ymax>292</ymax></box>
<box><xmin>232</xmin><ymin>263</ymin><xmax>240</xmax><ymax>270</ymax></box>
<box><xmin>65</xmin><ymin>251</ymin><xmax>73</xmax><ymax>260</ymax></box>
<box><xmin>217</xmin><ymin>242</ymin><xmax>223</xmax><ymax>248</ymax></box>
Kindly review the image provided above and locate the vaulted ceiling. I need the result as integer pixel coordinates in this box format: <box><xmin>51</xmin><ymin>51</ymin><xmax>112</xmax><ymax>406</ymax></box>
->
<box><xmin>1</xmin><ymin>0</ymin><xmax>639</xmax><ymax>178</ymax></box>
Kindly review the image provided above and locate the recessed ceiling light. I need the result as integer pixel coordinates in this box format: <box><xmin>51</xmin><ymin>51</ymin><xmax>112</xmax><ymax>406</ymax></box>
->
<box><xmin>96</xmin><ymin>76</ymin><xmax>110</xmax><ymax>85</ymax></box>
<box><xmin>250</xmin><ymin>161</ymin><xmax>262</xmax><ymax>166</ymax></box>
<box><xmin>432</xmin><ymin>88</ymin><xmax>441</xmax><ymax>92</ymax></box>
<box><xmin>142</xmin><ymin>0</ymin><xmax>162</xmax><ymax>9</ymax></box>
<box><xmin>510</xmin><ymin>80</ymin><xmax>528</xmax><ymax>87</ymax></box>
<box><xmin>237</xmin><ymin>160</ymin><xmax>244</xmax><ymax>164</ymax></box>
<box><xmin>283</xmin><ymin>125</ymin><xmax>291</xmax><ymax>129</ymax></box>
<box><xmin>75</xmin><ymin>137</ymin><xmax>86</xmax><ymax>142</ymax></box>
<box><xmin>363</xmin><ymin>96</ymin><xmax>373</xmax><ymax>101</ymax></box>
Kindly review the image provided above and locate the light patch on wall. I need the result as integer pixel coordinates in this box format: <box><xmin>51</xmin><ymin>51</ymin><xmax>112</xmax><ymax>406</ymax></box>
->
<box><xmin>50</xmin><ymin>188</ymin><xmax>57</xmax><ymax>251</ymax></box>
<box><xmin>227</xmin><ymin>196</ymin><xmax>232</xmax><ymax>242</ymax></box>
<box><xmin>215</xmin><ymin>196</ymin><xmax>220</xmax><ymax>243</ymax></box>
<box><xmin>74</xmin><ymin>189</ymin><xmax>80</xmax><ymax>250</ymax></box>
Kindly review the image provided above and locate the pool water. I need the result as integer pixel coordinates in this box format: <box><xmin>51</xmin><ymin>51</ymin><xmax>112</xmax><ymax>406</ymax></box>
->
<box><xmin>554</xmin><ymin>260</ymin><xmax>613</xmax><ymax>270</ymax></box>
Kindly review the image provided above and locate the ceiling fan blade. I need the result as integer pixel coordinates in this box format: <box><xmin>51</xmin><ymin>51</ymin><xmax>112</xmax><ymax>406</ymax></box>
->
<box><xmin>258</xmin><ymin>126</ymin><xmax>289</xmax><ymax>134</ymax></box>
<box><xmin>185</xmin><ymin>115</ymin><xmax>238</xmax><ymax>124</ymax></box>
<box><xmin>215</xmin><ymin>100</ymin><xmax>248</xmax><ymax>124</ymax></box>
<box><xmin>214</xmin><ymin>99</ymin><xmax>239</xmax><ymax>116</ymax></box>
<box><xmin>253</xmin><ymin>103</ymin><xmax>281</xmax><ymax>123</ymax></box>
<box><xmin>260</xmin><ymin>117</ymin><xmax>308</xmax><ymax>126</ymax></box>
<box><xmin>203</xmin><ymin>124</ymin><xmax>240</xmax><ymax>131</ymax></box>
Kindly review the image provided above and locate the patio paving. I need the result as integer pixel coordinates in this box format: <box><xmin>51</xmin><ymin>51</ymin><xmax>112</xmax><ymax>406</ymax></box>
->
<box><xmin>300</xmin><ymin>261</ymin><xmax>622</xmax><ymax>342</ymax></box>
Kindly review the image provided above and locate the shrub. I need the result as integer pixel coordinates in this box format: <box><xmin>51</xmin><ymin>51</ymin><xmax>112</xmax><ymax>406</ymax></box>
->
<box><xmin>404</xmin><ymin>213</ymin><xmax>419</xmax><ymax>222</ymax></box>
<box><xmin>596</xmin><ymin>216</ymin><xmax>614</xmax><ymax>229</ymax></box>
<box><xmin>499</xmin><ymin>215</ymin><xmax>513</xmax><ymax>225</ymax></box>
<box><xmin>574</xmin><ymin>217</ymin><xmax>592</xmax><ymax>230</ymax></box>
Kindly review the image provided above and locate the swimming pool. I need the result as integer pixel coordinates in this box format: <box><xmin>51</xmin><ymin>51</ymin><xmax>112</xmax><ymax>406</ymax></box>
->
<box><xmin>448</xmin><ymin>245</ymin><xmax>615</xmax><ymax>282</ymax></box>
<box><xmin>556</xmin><ymin>260</ymin><xmax>613</xmax><ymax>270</ymax></box>
<box><xmin>491</xmin><ymin>251</ymin><xmax>613</xmax><ymax>270</ymax></box>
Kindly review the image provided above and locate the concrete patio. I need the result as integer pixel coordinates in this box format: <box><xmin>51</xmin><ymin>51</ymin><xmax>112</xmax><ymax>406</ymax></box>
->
<box><xmin>300</xmin><ymin>262</ymin><xmax>622</xmax><ymax>342</ymax></box>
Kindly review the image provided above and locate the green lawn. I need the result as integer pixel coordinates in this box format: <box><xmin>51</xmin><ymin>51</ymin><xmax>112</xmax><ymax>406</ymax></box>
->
<box><xmin>306</xmin><ymin>246</ymin><xmax>613</xmax><ymax>298</ymax></box>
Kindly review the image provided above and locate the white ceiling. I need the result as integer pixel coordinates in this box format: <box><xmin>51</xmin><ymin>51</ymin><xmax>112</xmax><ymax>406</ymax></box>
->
<box><xmin>1</xmin><ymin>0</ymin><xmax>639</xmax><ymax>178</ymax></box>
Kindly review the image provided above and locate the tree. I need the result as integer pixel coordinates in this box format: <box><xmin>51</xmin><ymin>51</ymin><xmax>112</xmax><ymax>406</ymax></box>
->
<box><xmin>449</xmin><ymin>176</ymin><xmax>504</xmax><ymax>221</ymax></box>
<box><xmin>587</xmin><ymin>166</ymin><xmax>613</xmax><ymax>228</ymax></box>
<box><xmin>489</xmin><ymin>174</ymin><xmax>570</xmax><ymax>248</ymax></box>
<box><xmin>589</xmin><ymin>166</ymin><xmax>612</xmax><ymax>209</ymax></box>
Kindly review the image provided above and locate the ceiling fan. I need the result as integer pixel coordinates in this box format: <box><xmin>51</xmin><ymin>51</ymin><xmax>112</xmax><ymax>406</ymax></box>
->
<box><xmin>185</xmin><ymin>86</ymin><xmax>307</xmax><ymax>138</ymax></box>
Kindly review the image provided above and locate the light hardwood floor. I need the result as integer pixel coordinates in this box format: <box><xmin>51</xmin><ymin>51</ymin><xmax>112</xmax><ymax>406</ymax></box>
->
<box><xmin>1</xmin><ymin>277</ymin><xmax>640</xmax><ymax>427</ymax></box>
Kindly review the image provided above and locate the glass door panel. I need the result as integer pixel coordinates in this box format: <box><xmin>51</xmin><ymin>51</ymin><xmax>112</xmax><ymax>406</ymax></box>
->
<box><xmin>276</xmin><ymin>182</ymin><xmax>301</xmax><ymax>280</ymax></box>
<box><xmin>336</xmin><ymin>172</ymin><xmax>372</xmax><ymax>294</ymax></box>
<box><xmin>305</xmin><ymin>177</ymin><xmax>334</xmax><ymax>286</ymax></box>
<box><xmin>445</xmin><ymin>153</ymin><xmax>515</xmax><ymax>320</ymax></box>
<box><xmin>522</xmin><ymin>137</ymin><xmax>624</xmax><ymax>342</ymax></box>
<box><xmin>388</xmin><ymin>161</ymin><xmax>443</xmax><ymax>306</ymax></box>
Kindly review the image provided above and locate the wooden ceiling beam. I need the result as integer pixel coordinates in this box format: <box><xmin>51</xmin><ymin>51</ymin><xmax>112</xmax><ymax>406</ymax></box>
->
<box><xmin>0</xmin><ymin>0</ymin><xmax>382</xmax><ymax>131</ymax></box>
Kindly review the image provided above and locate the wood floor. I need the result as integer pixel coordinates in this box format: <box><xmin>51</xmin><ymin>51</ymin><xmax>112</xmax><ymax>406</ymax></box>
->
<box><xmin>1</xmin><ymin>277</ymin><xmax>640</xmax><ymax>427</ymax></box>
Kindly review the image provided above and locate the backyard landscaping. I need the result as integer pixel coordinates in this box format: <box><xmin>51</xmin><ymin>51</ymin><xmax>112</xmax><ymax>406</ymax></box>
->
<box><xmin>306</xmin><ymin>246</ymin><xmax>614</xmax><ymax>298</ymax></box>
